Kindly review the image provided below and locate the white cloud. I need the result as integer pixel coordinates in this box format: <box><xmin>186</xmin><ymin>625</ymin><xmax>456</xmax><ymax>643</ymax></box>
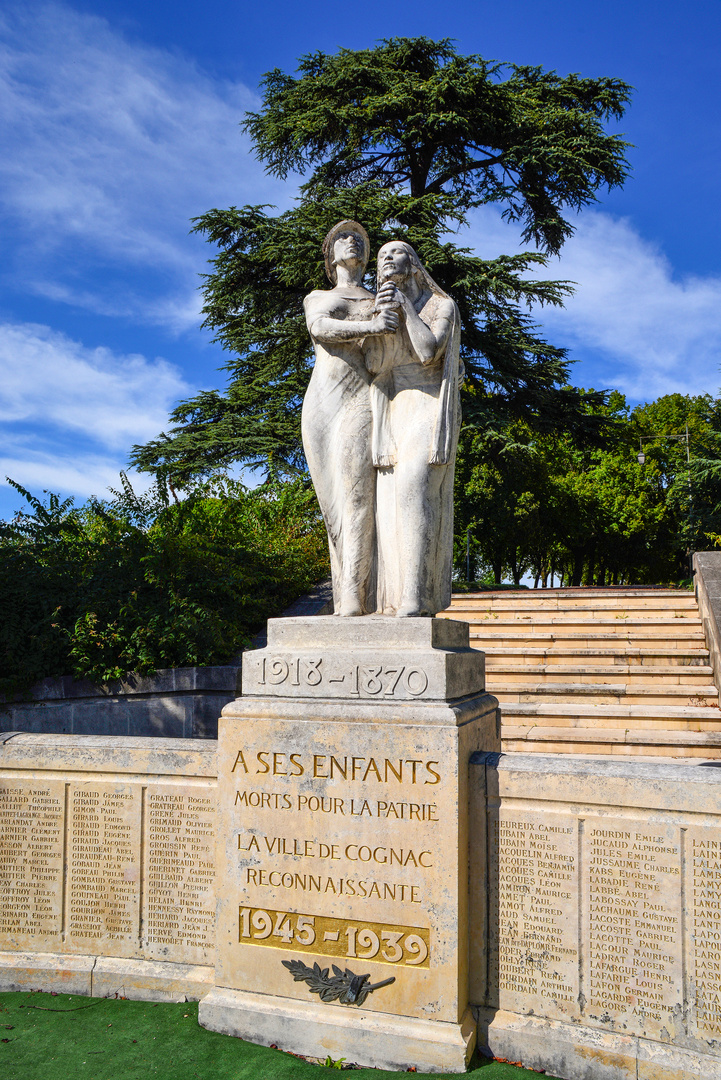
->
<box><xmin>0</xmin><ymin>451</ymin><xmax>151</xmax><ymax>504</ymax></box>
<box><xmin>463</xmin><ymin>207</ymin><xmax>721</xmax><ymax>402</ymax></box>
<box><xmin>538</xmin><ymin>214</ymin><xmax>721</xmax><ymax>400</ymax></box>
<box><xmin>0</xmin><ymin>321</ymin><xmax>190</xmax><ymax>451</ymax></box>
<box><xmin>0</xmin><ymin>3</ymin><xmax>288</xmax><ymax>327</ymax></box>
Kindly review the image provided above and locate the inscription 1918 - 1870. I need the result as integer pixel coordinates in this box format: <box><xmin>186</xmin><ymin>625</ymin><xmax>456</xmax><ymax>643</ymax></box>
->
<box><xmin>252</xmin><ymin>655</ymin><xmax>429</xmax><ymax>698</ymax></box>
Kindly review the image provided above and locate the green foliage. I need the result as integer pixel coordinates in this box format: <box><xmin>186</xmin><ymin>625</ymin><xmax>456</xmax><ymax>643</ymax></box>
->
<box><xmin>454</xmin><ymin>393</ymin><xmax>721</xmax><ymax>586</ymax></box>
<box><xmin>245</xmin><ymin>37</ymin><xmax>630</xmax><ymax>251</ymax></box>
<box><xmin>0</xmin><ymin>475</ymin><xmax>328</xmax><ymax>694</ymax></box>
<box><xmin>131</xmin><ymin>37</ymin><xmax>632</xmax><ymax>483</ymax></box>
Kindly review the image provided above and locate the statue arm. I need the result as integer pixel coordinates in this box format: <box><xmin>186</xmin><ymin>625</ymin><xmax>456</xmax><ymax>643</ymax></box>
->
<box><xmin>304</xmin><ymin>293</ymin><xmax>397</xmax><ymax>343</ymax></box>
<box><xmin>403</xmin><ymin>296</ymin><xmax>454</xmax><ymax>366</ymax></box>
<box><xmin>310</xmin><ymin>316</ymin><xmax>376</xmax><ymax>342</ymax></box>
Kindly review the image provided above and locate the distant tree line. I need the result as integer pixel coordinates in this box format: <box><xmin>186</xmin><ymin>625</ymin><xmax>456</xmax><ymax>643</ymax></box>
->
<box><xmin>454</xmin><ymin>392</ymin><xmax>721</xmax><ymax>587</ymax></box>
<box><xmin>3</xmin><ymin>389</ymin><xmax>720</xmax><ymax>693</ymax></box>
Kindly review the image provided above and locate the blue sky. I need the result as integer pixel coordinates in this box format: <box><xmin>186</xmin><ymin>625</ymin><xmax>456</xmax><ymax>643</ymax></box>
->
<box><xmin>1</xmin><ymin>0</ymin><xmax>720</xmax><ymax>519</ymax></box>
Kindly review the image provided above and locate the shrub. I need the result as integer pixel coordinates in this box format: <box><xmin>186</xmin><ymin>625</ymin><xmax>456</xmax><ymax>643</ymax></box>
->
<box><xmin>0</xmin><ymin>475</ymin><xmax>329</xmax><ymax>694</ymax></box>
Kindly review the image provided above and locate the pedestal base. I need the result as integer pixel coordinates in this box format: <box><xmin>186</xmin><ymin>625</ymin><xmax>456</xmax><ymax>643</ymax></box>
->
<box><xmin>199</xmin><ymin>986</ymin><xmax>477</xmax><ymax>1073</ymax></box>
<box><xmin>204</xmin><ymin>615</ymin><xmax>494</xmax><ymax>1073</ymax></box>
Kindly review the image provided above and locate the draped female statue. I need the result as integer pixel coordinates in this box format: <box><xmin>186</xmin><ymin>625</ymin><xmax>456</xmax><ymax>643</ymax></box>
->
<box><xmin>301</xmin><ymin>221</ymin><xmax>398</xmax><ymax>616</ymax></box>
<box><xmin>303</xmin><ymin>226</ymin><xmax>461</xmax><ymax>618</ymax></box>
<box><xmin>364</xmin><ymin>241</ymin><xmax>462</xmax><ymax>616</ymax></box>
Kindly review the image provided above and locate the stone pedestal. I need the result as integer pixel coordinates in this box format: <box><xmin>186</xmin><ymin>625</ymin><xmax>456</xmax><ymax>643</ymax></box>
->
<box><xmin>199</xmin><ymin>616</ymin><xmax>499</xmax><ymax>1072</ymax></box>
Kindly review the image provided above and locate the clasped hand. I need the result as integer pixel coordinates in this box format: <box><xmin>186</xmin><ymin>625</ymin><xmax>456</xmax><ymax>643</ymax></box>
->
<box><xmin>370</xmin><ymin>281</ymin><xmax>405</xmax><ymax>334</ymax></box>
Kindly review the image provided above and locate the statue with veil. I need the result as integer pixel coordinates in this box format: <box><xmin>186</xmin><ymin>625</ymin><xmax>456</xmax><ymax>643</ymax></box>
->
<box><xmin>303</xmin><ymin>224</ymin><xmax>462</xmax><ymax>618</ymax></box>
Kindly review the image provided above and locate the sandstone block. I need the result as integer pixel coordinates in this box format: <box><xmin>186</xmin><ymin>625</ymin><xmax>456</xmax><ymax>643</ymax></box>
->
<box><xmin>242</xmin><ymin>616</ymin><xmax>485</xmax><ymax>702</ymax></box>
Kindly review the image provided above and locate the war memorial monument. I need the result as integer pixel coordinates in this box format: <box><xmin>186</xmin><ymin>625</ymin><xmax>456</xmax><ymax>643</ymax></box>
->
<box><xmin>0</xmin><ymin>222</ymin><xmax>720</xmax><ymax>1080</ymax></box>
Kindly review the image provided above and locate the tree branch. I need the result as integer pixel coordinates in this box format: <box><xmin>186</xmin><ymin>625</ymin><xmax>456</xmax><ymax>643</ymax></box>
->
<box><xmin>425</xmin><ymin>155</ymin><xmax>507</xmax><ymax>195</ymax></box>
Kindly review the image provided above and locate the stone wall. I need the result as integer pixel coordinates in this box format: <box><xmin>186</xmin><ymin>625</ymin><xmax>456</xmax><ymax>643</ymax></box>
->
<box><xmin>2</xmin><ymin>733</ymin><xmax>720</xmax><ymax>1077</ymax></box>
<box><xmin>0</xmin><ymin>666</ymin><xmax>240</xmax><ymax>740</ymax></box>
<box><xmin>0</xmin><ymin>580</ymin><xmax>333</xmax><ymax>739</ymax></box>
<box><xmin>0</xmin><ymin>731</ymin><xmax>217</xmax><ymax>1001</ymax></box>
<box><xmin>471</xmin><ymin>751</ymin><xmax>721</xmax><ymax>1079</ymax></box>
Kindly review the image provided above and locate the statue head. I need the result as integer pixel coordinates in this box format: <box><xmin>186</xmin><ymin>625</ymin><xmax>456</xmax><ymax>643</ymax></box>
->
<box><xmin>377</xmin><ymin>241</ymin><xmax>421</xmax><ymax>288</ymax></box>
<box><xmin>323</xmin><ymin>220</ymin><xmax>371</xmax><ymax>285</ymax></box>
<box><xmin>377</xmin><ymin>241</ymin><xmax>449</xmax><ymax>299</ymax></box>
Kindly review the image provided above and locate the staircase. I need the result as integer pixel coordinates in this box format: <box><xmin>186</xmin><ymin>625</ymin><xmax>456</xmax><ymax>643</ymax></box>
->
<box><xmin>441</xmin><ymin>588</ymin><xmax>721</xmax><ymax>757</ymax></box>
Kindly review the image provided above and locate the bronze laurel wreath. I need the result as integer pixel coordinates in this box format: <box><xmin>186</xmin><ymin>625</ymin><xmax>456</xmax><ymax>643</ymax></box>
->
<box><xmin>281</xmin><ymin>959</ymin><xmax>395</xmax><ymax>1006</ymax></box>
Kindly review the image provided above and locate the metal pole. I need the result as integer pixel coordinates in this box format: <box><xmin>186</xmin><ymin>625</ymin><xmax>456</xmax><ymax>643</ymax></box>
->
<box><xmin>466</xmin><ymin>528</ymin><xmax>470</xmax><ymax>583</ymax></box>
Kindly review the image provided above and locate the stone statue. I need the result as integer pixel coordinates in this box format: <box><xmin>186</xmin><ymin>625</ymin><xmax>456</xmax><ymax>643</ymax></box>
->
<box><xmin>302</xmin><ymin>221</ymin><xmax>398</xmax><ymax>617</ymax></box>
<box><xmin>365</xmin><ymin>242</ymin><xmax>461</xmax><ymax>617</ymax></box>
<box><xmin>303</xmin><ymin>225</ymin><xmax>461</xmax><ymax>617</ymax></box>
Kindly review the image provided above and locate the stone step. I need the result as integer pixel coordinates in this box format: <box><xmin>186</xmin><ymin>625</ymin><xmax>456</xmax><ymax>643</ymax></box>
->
<box><xmin>500</xmin><ymin>702</ymin><xmax>721</xmax><ymax>729</ymax></box>
<box><xmin>485</xmin><ymin>664</ymin><xmax>715</xmax><ymax>685</ymax></box>
<box><xmin>483</xmin><ymin>647</ymin><xmax>710</xmax><ymax>667</ymax></box>
<box><xmin>502</xmin><ymin>717</ymin><xmax>721</xmax><ymax>732</ymax></box>
<box><xmin>492</xmin><ymin>682</ymin><xmax>719</xmax><ymax>706</ymax></box>
<box><xmin>445</xmin><ymin>609</ymin><xmax>702</xmax><ymax>624</ymax></box>
<box><xmin>501</xmin><ymin>727</ymin><xmax>721</xmax><ymax>757</ymax></box>
<box><xmin>468</xmin><ymin>622</ymin><xmax>703</xmax><ymax>635</ymax></box>
<box><xmin>449</xmin><ymin>594</ymin><xmax>697</xmax><ymax>611</ymax></box>
<box><xmin>455</xmin><ymin>617</ymin><xmax>703</xmax><ymax>630</ymax></box>
<box><xmin>448</xmin><ymin>585</ymin><xmax>721</xmax><ymax>757</ymax></box>
<box><xmin>470</xmin><ymin>632</ymin><xmax>706</xmax><ymax>649</ymax></box>
<box><xmin>451</xmin><ymin>587</ymin><xmax>692</xmax><ymax>597</ymax></box>
<box><xmin>449</xmin><ymin>588</ymin><xmax>695</xmax><ymax>597</ymax></box>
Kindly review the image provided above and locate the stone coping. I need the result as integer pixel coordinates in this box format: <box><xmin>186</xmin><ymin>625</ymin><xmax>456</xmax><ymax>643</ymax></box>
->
<box><xmin>694</xmin><ymin>551</ymin><xmax>721</xmax><ymax>701</ymax></box>
<box><xmin>474</xmin><ymin>748</ymin><xmax>721</xmax><ymax>780</ymax></box>
<box><xmin>0</xmin><ymin>730</ymin><xmax>218</xmax><ymax>774</ymax></box>
<box><xmin>472</xmin><ymin>749</ymin><xmax>721</xmax><ymax>810</ymax></box>
<box><xmin>1</xmin><ymin>665</ymin><xmax>241</xmax><ymax>705</ymax></box>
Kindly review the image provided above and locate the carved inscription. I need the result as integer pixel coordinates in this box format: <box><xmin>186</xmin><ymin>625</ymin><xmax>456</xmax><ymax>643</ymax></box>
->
<box><xmin>0</xmin><ymin>780</ymin><xmax>64</xmax><ymax>946</ymax></box>
<box><xmin>0</xmin><ymin>774</ymin><xmax>216</xmax><ymax>965</ymax></box>
<box><xmin>219</xmin><ymin>721</ymin><xmax>447</xmax><ymax>1018</ymax></box>
<box><xmin>583</xmin><ymin>817</ymin><xmax>682</xmax><ymax>1038</ymax></box>
<box><xmin>232</xmin><ymin>750</ymin><xmax>442</xmax><ymax>906</ymax></box>
<box><xmin>489</xmin><ymin>811</ymin><xmax>579</xmax><ymax>1020</ymax></box>
<box><xmin>239</xmin><ymin>906</ymin><xmax>430</xmax><ymax>966</ymax></box>
<box><xmin>239</xmin><ymin>830</ymin><xmax>426</xmax><ymax>905</ymax></box>
<box><xmin>144</xmin><ymin>789</ymin><xmax>216</xmax><ymax>963</ymax></box>
<box><xmin>231</xmin><ymin>750</ymin><xmax>441</xmax><ymax>786</ymax></box>
<box><xmin>488</xmin><ymin>807</ymin><xmax>693</xmax><ymax>1042</ymax></box>
<box><xmin>248</xmin><ymin>653</ymin><xmax>430</xmax><ymax>699</ymax></box>
<box><xmin>67</xmin><ymin>782</ymin><xmax>140</xmax><ymax>954</ymax></box>
<box><xmin>688</xmin><ymin>827</ymin><xmax>721</xmax><ymax>1037</ymax></box>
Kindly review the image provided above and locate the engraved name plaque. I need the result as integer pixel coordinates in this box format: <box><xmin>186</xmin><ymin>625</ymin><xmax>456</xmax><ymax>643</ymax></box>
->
<box><xmin>473</xmin><ymin>752</ymin><xmax>721</xmax><ymax>1074</ymax></box>
<box><xmin>0</xmin><ymin>736</ymin><xmax>217</xmax><ymax>980</ymax></box>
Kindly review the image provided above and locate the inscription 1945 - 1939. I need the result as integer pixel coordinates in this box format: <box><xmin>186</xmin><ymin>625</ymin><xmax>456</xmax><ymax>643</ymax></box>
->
<box><xmin>239</xmin><ymin>905</ymin><xmax>430</xmax><ymax>967</ymax></box>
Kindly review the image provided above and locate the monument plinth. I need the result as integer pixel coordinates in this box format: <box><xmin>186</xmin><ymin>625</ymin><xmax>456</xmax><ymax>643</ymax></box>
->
<box><xmin>198</xmin><ymin>616</ymin><xmax>499</xmax><ymax>1072</ymax></box>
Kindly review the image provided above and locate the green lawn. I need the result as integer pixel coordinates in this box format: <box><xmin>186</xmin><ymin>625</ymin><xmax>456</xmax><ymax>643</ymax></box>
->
<box><xmin>0</xmin><ymin>992</ymin><xmax>556</xmax><ymax>1080</ymax></box>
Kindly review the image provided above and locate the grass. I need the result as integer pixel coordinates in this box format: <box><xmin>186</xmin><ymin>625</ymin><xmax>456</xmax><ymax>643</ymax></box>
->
<box><xmin>0</xmin><ymin>991</ymin><xmax>558</xmax><ymax>1080</ymax></box>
